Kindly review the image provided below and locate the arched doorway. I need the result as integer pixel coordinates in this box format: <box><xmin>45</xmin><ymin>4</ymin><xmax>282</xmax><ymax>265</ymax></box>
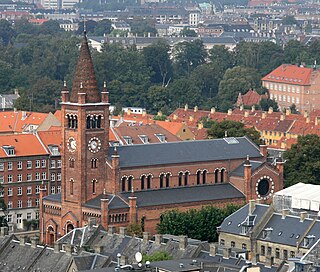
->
<box><xmin>47</xmin><ymin>226</ymin><xmax>55</xmax><ymax>246</ymax></box>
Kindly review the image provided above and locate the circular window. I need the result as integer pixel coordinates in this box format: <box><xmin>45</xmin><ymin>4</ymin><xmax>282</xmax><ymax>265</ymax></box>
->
<box><xmin>257</xmin><ymin>178</ymin><xmax>270</xmax><ymax>196</ymax></box>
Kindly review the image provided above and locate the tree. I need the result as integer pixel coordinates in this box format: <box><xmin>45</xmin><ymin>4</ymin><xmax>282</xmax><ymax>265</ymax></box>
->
<box><xmin>290</xmin><ymin>104</ymin><xmax>298</xmax><ymax>114</ymax></box>
<box><xmin>208</xmin><ymin>45</ymin><xmax>234</xmax><ymax>71</ymax></box>
<box><xmin>218</xmin><ymin>66</ymin><xmax>261</xmax><ymax>103</ymax></box>
<box><xmin>0</xmin><ymin>19</ymin><xmax>15</xmax><ymax>45</ymax></box>
<box><xmin>127</xmin><ymin>223</ymin><xmax>143</xmax><ymax>237</ymax></box>
<box><xmin>93</xmin><ymin>19</ymin><xmax>112</xmax><ymax>36</ymax></box>
<box><xmin>142</xmin><ymin>251</ymin><xmax>172</xmax><ymax>262</ymax></box>
<box><xmin>260</xmin><ymin>98</ymin><xmax>279</xmax><ymax>112</ymax></box>
<box><xmin>180</xmin><ymin>27</ymin><xmax>197</xmax><ymax>37</ymax></box>
<box><xmin>284</xmin><ymin>134</ymin><xmax>320</xmax><ymax>187</ymax></box>
<box><xmin>282</xmin><ymin>15</ymin><xmax>297</xmax><ymax>25</ymax></box>
<box><xmin>129</xmin><ymin>18</ymin><xmax>157</xmax><ymax>37</ymax></box>
<box><xmin>156</xmin><ymin>204</ymin><xmax>241</xmax><ymax>242</ymax></box>
<box><xmin>147</xmin><ymin>85</ymin><xmax>170</xmax><ymax>114</ymax></box>
<box><xmin>77</xmin><ymin>20</ymin><xmax>97</xmax><ymax>34</ymax></box>
<box><xmin>206</xmin><ymin>120</ymin><xmax>261</xmax><ymax>145</ymax></box>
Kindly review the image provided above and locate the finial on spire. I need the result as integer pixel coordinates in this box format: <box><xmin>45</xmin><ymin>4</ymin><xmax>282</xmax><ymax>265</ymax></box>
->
<box><xmin>80</xmin><ymin>82</ymin><xmax>83</xmax><ymax>89</ymax></box>
<box><xmin>103</xmin><ymin>188</ymin><xmax>106</xmax><ymax>196</ymax></box>
<box><xmin>64</xmin><ymin>80</ymin><xmax>67</xmax><ymax>87</ymax></box>
<box><xmin>225</xmin><ymin>130</ymin><xmax>228</xmax><ymax>137</ymax></box>
<box><xmin>104</xmin><ymin>81</ymin><xmax>107</xmax><ymax>88</ymax></box>
<box><xmin>247</xmin><ymin>154</ymin><xmax>250</xmax><ymax>160</ymax></box>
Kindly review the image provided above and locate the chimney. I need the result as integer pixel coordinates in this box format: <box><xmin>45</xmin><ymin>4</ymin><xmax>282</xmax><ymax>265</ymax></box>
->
<box><xmin>280</xmin><ymin>114</ymin><xmax>284</xmax><ymax>121</ymax></box>
<box><xmin>184</xmin><ymin>104</ymin><xmax>188</xmax><ymax>111</ymax></box>
<box><xmin>262</xmin><ymin>111</ymin><xmax>266</xmax><ymax>119</ymax></box>
<box><xmin>198</xmin><ymin>122</ymin><xmax>203</xmax><ymax>130</ymax></box>
<box><xmin>119</xmin><ymin>227</ymin><xmax>127</xmax><ymax>237</ymax></box>
<box><xmin>244</xmin><ymin>156</ymin><xmax>252</xmax><ymax>202</ymax></box>
<box><xmin>179</xmin><ymin>235</ymin><xmax>188</xmax><ymax>250</ymax></box>
<box><xmin>21</xmin><ymin>111</ymin><xmax>27</xmax><ymax>120</ymax></box>
<box><xmin>240</xmin><ymin>105</ymin><xmax>244</xmax><ymax>111</ymax></box>
<box><xmin>304</xmin><ymin>110</ymin><xmax>308</xmax><ymax>118</ymax></box>
<box><xmin>194</xmin><ymin>106</ymin><xmax>198</xmax><ymax>112</ymax></box>
<box><xmin>189</xmin><ymin>115</ymin><xmax>194</xmax><ymax>122</ymax></box>
<box><xmin>223</xmin><ymin>247</ymin><xmax>232</xmax><ymax>259</ymax></box>
<box><xmin>276</xmin><ymin>157</ymin><xmax>284</xmax><ymax>190</ymax></box>
<box><xmin>306</xmin><ymin>115</ymin><xmax>310</xmax><ymax>123</ymax></box>
<box><xmin>268</xmin><ymin>107</ymin><xmax>273</xmax><ymax>114</ymax></box>
<box><xmin>173</xmin><ymin>114</ymin><xmax>178</xmax><ymax>120</ymax></box>
<box><xmin>210</xmin><ymin>107</ymin><xmax>216</xmax><ymax>114</ymax></box>
<box><xmin>94</xmin><ymin>245</ymin><xmax>104</xmax><ymax>254</ymax></box>
<box><xmin>20</xmin><ymin>236</ymin><xmax>27</xmax><ymax>246</ymax></box>
<box><xmin>54</xmin><ymin>242</ymin><xmax>61</xmax><ymax>253</ymax></box>
<box><xmin>286</xmin><ymin>108</ymin><xmax>291</xmax><ymax>116</ymax></box>
<box><xmin>31</xmin><ymin>236</ymin><xmax>39</xmax><ymax>248</ymax></box>
<box><xmin>209</xmin><ymin>243</ymin><xmax>218</xmax><ymax>256</ymax></box>
<box><xmin>259</xmin><ymin>145</ymin><xmax>268</xmax><ymax>159</ymax></box>
<box><xmin>251</xmin><ymin>105</ymin><xmax>255</xmax><ymax>112</ymax></box>
<box><xmin>142</xmin><ymin>110</ymin><xmax>146</xmax><ymax>117</ymax></box>
<box><xmin>282</xmin><ymin>209</ymin><xmax>290</xmax><ymax>219</ymax></box>
<box><xmin>157</xmin><ymin>111</ymin><xmax>163</xmax><ymax>117</ymax></box>
<box><xmin>300</xmin><ymin>211</ymin><xmax>308</xmax><ymax>222</ymax></box>
<box><xmin>143</xmin><ymin>232</ymin><xmax>151</xmax><ymax>243</ymax></box>
<box><xmin>101</xmin><ymin>198</ymin><xmax>109</xmax><ymax>228</ymax></box>
<box><xmin>315</xmin><ymin>117</ymin><xmax>320</xmax><ymax>126</ymax></box>
<box><xmin>127</xmin><ymin>108</ymin><xmax>132</xmax><ymax>115</ymax></box>
<box><xmin>108</xmin><ymin>226</ymin><xmax>116</xmax><ymax>235</ymax></box>
<box><xmin>227</xmin><ymin>109</ymin><xmax>232</xmax><ymax>115</ymax></box>
<box><xmin>64</xmin><ymin>244</ymin><xmax>74</xmax><ymax>256</ymax></box>
<box><xmin>155</xmin><ymin>234</ymin><xmax>162</xmax><ymax>245</ymax></box>
<box><xmin>249</xmin><ymin>200</ymin><xmax>256</xmax><ymax>215</ymax></box>
<box><xmin>244</xmin><ymin>111</ymin><xmax>249</xmax><ymax>118</ymax></box>
<box><xmin>265</xmin><ymin>256</ymin><xmax>274</xmax><ymax>267</ymax></box>
<box><xmin>120</xmin><ymin>255</ymin><xmax>128</xmax><ymax>265</ymax></box>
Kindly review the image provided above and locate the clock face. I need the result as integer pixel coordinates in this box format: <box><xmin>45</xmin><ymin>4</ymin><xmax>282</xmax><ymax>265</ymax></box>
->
<box><xmin>256</xmin><ymin>176</ymin><xmax>274</xmax><ymax>200</ymax></box>
<box><xmin>88</xmin><ymin>137</ymin><xmax>101</xmax><ymax>153</ymax></box>
<box><xmin>67</xmin><ymin>137</ymin><xmax>77</xmax><ymax>152</ymax></box>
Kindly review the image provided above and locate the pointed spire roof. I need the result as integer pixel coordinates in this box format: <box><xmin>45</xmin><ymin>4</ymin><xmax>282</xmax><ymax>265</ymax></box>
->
<box><xmin>69</xmin><ymin>34</ymin><xmax>100</xmax><ymax>103</ymax></box>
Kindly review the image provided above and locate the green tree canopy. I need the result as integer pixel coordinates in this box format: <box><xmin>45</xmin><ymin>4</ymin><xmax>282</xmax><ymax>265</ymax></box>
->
<box><xmin>156</xmin><ymin>204</ymin><xmax>241</xmax><ymax>242</ymax></box>
<box><xmin>284</xmin><ymin>134</ymin><xmax>320</xmax><ymax>187</ymax></box>
<box><xmin>180</xmin><ymin>27</ymin><xmax>197</xmax><ymax>37</ymax></box>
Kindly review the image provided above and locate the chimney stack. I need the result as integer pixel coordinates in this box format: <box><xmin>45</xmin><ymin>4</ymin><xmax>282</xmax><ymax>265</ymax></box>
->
<box><xmin>300</xmin><ymin>211</ymin><xmax>308</xmax><ymax>222</ymax></box>
<box><xmin>184</xmin><ymin>104</ymin><xmax>188</xmax><ymax>111</ymax></box>
<box><xmin>268</xmin><ymin>107</ymin><xmax>273</xmax><ymax>114</ymax></box>
<box><xmin>20</xmin><ymin>236</ymin><xmax>27</xmax><ymax>246</ymax></box>
<box><xmin>280</xmin><ymin>114</ymin><xmax>284</xmax><ymax>121</ymax></box>
<box><xmin>249</xmin><ymin>200</ymin><xmax>256</xmax><ymax>215</ymax></box>
<box><xmin>240</xmin><ymin>105</ymin><xmax>244</xmax><ymax>111</ymax></box>
<box><xmin>251</xmin><ymin>105</ymin><xmax>255</xmax><ymax>112</ymax></box>
<box><xmin>286</xmin><ymin>108</ymin><xmax>291</xmax><ymax>116</ymax></box>
<box><xmin>244</xmin><ymin>111</ymin><xmax>249</xmax><ymax>118</ymax></box>
<box><xmin>155</xmin><ymin>234</ymin><xmax>162</xmax><ymax>245</ymax></box>
<box><xmin>209</xmin><ymin>243</ymin><xmax>218</xmax><ymax>256</ymax></box>
<box><xmin>31</xmin><ymin>236</ymin><xmax>39</xmax><ymax>248</ymax></box>
<box><xmin>143</xmin><ymin>232</ymin><xmax>151</xmax><ymax>243</ymax></box>
<box><xmin>262</xmin><ymin>111</ymin><xmax>266</xmax><ymax>119</ymax></box>
<box><xmin>179</xmin><ymin>235</ymin><xmax>188</xmax><ymax>250</ymax></box>
<box><xmin>54</xmin><ymin>242</ymin><xmax>61</xmax><ymax>253</ymax></box>
<box><xmin>194</xmin><ymin>106</ymin><xmax>198</xmax><ymax>112</ymax></box>
<box><xmin>94</xmin><ymin>245</ymin><xmax>104</xmax><ymax>254</ymax></box>
<box><xmin>210</xmin><ymin>107</ymin><xmax>216</xmax><ymax>114</ymax></box>
<box><xmin>64</xmin><ymin>244</ymin><xmax>74</xmax><ymax>256</ymax></box>
<box><xmin>223</xmin><ymin>247</ymin><xmax>232</xmax><ymax>259</ymax></box>
<box><xmin>227</xmin><ymin>109</ymin><xmax>232</xmax><ymax>115</ymax></box>
<box><xmin>282</xmin><ymin>209</ymin><xmax>290</xmax><ymax>219</ymax></box>
<box><xmin>108</xmin><ymin>226</ymin><xmax>116</xmax><ymax>235</ymax></box>
<box><xmin>119</xmin><ymin>227</ymin><xmax>127</xmax><ymax>237</ymax></box>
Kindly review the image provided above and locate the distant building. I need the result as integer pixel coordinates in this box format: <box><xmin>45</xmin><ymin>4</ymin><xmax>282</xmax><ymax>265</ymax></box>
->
<box><xmin>235</xmin><ymin>89</ymin><xmax>268</xmax><ymax>107</ymax></box>
<box><xmin>0</xmin><ymin>90</ymin><xmax>19</xmax><ymax>110</ymax></box>
<box><xmin>262</xmin><ymin>64</ymin><xmax>320</xmax><ymax>111</ymax></box>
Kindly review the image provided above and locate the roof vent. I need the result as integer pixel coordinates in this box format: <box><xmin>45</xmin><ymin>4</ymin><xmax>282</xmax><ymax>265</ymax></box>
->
<box><xmin>179</xmin><ymin>263</ymin><xmax>184</xmax><ymax>268</ymax></box>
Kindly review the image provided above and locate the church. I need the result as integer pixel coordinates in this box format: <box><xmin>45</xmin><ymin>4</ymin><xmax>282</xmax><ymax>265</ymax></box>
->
<box><xmin>40</xmin><ymin>33</ymin><xmax>284</xmax><ymax>245</ymax></box>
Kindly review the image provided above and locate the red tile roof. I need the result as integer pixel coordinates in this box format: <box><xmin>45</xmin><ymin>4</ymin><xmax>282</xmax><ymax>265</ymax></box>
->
<box><xmin>0</xmin><ymin>134</ymin><xmax>47</xmax><ymax>157</ymax></box>
<box><xmin>262</xmin><ymin>64</ymin><xmax>314</xmax><ymax>85</ymax></box>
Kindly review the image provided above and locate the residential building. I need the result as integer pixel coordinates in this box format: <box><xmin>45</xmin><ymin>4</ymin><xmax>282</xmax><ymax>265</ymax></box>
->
<box><xmin>0</xmin><ymin>90</ymin><xmax>20</xmax><ymax>110</ymax></box>
<box><xmin>235</xmin><ymin>89</ymin><xmax>268</xmax><ymax>107</ymax></box>
<box><xmin>262</xmin><ymin>64</ymin><xmax>320</xmax><ymax>111</ymax></box>
<box><xmin>40</xmin><ymin>32</ymin><xmax>284</xmax><ymax>246</ymax></box>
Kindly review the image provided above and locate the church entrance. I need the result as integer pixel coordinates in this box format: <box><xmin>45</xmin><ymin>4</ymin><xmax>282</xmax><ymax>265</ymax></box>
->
<box><xmin>47</xmin><ymin>226</ymin><xmax>55</xmax><ymax>246</ymax></box>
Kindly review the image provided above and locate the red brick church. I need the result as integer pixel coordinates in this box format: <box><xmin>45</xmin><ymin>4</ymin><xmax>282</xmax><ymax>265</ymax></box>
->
<box><xmin>40</xmin><ymin>34</ymin><xmax>284</xmax><ymax>245</ymax></box>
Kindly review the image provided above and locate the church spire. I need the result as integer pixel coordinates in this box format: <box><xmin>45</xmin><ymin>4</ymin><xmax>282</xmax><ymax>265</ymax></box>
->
<box><xmin>69</xmin><ymin>32</ymin><xmax>100</xmax><ymax>103</ymax></box>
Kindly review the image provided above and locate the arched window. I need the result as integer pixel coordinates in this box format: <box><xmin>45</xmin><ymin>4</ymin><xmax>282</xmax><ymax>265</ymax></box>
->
<box><xmin>221</xmin><ymin>169</ymin><xmax>225</xmax><ymax>183</ymax></box>
<box><xmin>69</xmin><ymin>158</ymin><xmax>75</xmax><ymax>168</ymax></box>
<box><xmin>86</xmin><ymin>116</ymin><xmax>91</xmax><ymax>129</ymax></box>
<box><xmin>91</xmin><ymin>158</ymin><xmax>98</xmax><ymax>169</ymax></box>
<box><xmin>160</xmin><ymin>174</ymin><xmax>164</xmax><ymax>188</ymax></box>
<box><xmin>178</xmin><ymin>172</ymin><xmax>183</xmax><ymax>186</ymax></box>
<box><xmin>128</xmin><ymin>176</ymin><xmax>133</xmax><ymax>191</ymax></box>
<box><xmin>141</xmin><ymin>175</ymin><xmax>145</xmax><ymax>190</ymax></box>
<box><xmin>121</xmin><ymin>177</ymin><xmax>126</xmax><ymax>192</ymax></box>
<box><xmin>92</xmin><ymin>179</ymin><xmax>97</xmax><ymax>194</ymax></box>
<box><xmin>165</xmin><ymin>173</ymin><xmax>170</xmax><ymax>187</ymax></box>
<box><xmin>215</xmin><ymin>169</ymin><xmax>219</xmax><ymax>183</ymax></box>
<box><xmin>184</xmin><ymin>172</ymin><xmax>189</xmax><ymax>185</ymax></box>
<box><xmin>74</xmin><ymin>116</ymin><xmax>78</xmax><ymax>129</ymax></box>
<box><xmin>66</xmin><ymin>223</ymin><xmax>74</xmax><ymax>233</ymax></box>
<box><xmin>196</xmin><ymin>171</ymin><xmax>201</xmax><ymax>185</ymax></box>
<box><xmin>67</xmin><ymin>115</ymin><xmax>72</xmax><ymax>128</ymax></box>
<box><xmin>92</xmin><ymin>116</ymin><xmax>97</xmax><ymax>129</ymax></box>
<box><xmin>70</xmin><ymin>179</ymin><xmax>74</xmax><ymax>195</ymax></box>
<box><xmin>147</xmin><ymin>175</ymin><xmax>151</xmax><ymax>189</ymax></box>
<box><xmin>97</xmin><ymin>115</ymin><xmax>102</xmax><ymax>128</ymax></box>
<box><xmin>203</xmin><ymin>170</ymin><xmax>207</xmax><ymax>184</ymax></box>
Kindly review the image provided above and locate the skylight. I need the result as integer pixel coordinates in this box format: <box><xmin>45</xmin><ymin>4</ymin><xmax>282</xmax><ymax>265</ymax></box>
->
<box><xmin>224</xmin><ymin>137</ymin><xmax>239</xmax><ymax>144</ymax></box>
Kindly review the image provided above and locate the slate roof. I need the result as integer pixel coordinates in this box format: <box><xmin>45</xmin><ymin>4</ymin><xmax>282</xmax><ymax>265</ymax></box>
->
<box><xmin>120</xmin><ymin>183</ymin><xmax>245</xmax><ymax>207</ymax></box>
<box><xmin>84</xmin><ymin>194</ymin><xmax>129</xmax><ymax>210</ymax></box>
<box><xmin>44</xmin><ymin>193</ymin><xmax>61</xmax><ymax>203</ymax></box>
<box><xmin>108</xmin><ymin>136</ymin><xmax>262</xmax><ymax>168</ymax></box>
<box><xmin>230</xmin><ymin>160</ymin><xmax>264</xmax><ymax>177</ymax></box>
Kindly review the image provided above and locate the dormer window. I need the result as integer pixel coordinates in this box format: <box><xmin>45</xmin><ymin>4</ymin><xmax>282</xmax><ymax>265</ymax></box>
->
<box><xmin>262</xmin><ymin>227</ymin><xmax>273</xmax><ymax>240</ymax></box>
<box><xmin>123</xmin><ymin>136</ymin><xmax>133</xmax><ymax>145</ymax></box>
<box><xmin>48</xmin><ymin>145</ymin><xmax>60</xmax><ymax>156</ymax></box>
<box><xmin>139</xmin><ymin>135</ymin><xmax>149</xmax><ymax>144</ymax></box>
<box><xmin>303</xmin><ymin>235</ymin><xmax>315</xmax><ymax>247</ymax></box>
<box><xmin>155</xmin><ymin>133</ymin><xmax>166</xmax><ymax>143</ymax></box>
<box><xmin>2</xmin><ymin>146</ymin><xmax>15</xmax><ymax>156</ymax></box>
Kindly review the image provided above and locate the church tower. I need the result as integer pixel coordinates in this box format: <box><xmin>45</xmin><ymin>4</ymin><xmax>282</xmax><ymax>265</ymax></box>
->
<box><xmin>60</xmin><ymin>33</ymin><xmax>109</xmax><ymax>231</ymax></box>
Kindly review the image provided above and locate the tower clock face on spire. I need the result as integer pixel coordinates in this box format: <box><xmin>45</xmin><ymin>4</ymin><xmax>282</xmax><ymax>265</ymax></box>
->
<box><xmin>88</xmin><ymin>137</ymin><xmax>101</xmax><ymax>153</ymax></box>
<box><xmin>67</xmin><ymin>137</ymin><xmax>77</xmax><ymax>152</ymax></box>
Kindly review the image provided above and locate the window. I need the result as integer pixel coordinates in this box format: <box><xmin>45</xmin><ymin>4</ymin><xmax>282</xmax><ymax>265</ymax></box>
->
<box><xmin>36</xmin><ymin>173</ymin><xmax>40</xmax><ymax>181</ymax></box>
<box><xmin>51</xmin><ymin>173</ymin><xmax>55</xmax><ymax>181</ymax></box>
<box><xmin>139</xmin><ymin>135</ymin><xmax>149</xmax><ymax>144</ymax></box>
<box><xmin>203</xmin><ymin>170</ymin><xmax>207</xmax><ymax>184</ymax></box>
<box><xmin>267</xmin><ymin>246</ymin><xmax>272</xmax><ymax>256</ymax></box>
<box><xmin>35</xmin><ymin>185</ymin><xmax>40</xmax><ymax>194</ymax></box>
<box><xmin>35</xmin><ymin>212</ymin><xmax>39</xmax><ymax>219</ymax></box>
<box><xmin>121</xmin><ymin>177</ymin><xmax>126</xmax><ymax>192</ymax></box>
<box><xmin>296</xmin><ymin>87</ymin><xmax>300</xmax><ymax>93</ymax></box>
<box><xmin>215</xmin><ymin>169</ymin><xmax>219</xmax><ymax>183</ymax></box>
<box><xmin>42</xmin><ymin>172</ymin><xmax>46</xmax><ymax>180</ymax></box>
<box><xmin>0</xmin><ymin>189</ymin><xmax>3</xmax><ymax>197</ymax></box>
<box><xmin>41</xmin><ymin>159</ymin><xmax>46</xmax><ymax>168</ymax></box>
<box><xmin>27</xmin><ymin>186</ymin><xmax>32</xmax><ymax>195</ymax></box>
<box><xmin>7</xmin><ymin>175</ymin><xmax>12</xmax><ymax>183</ymax></box>
<box><xmin>283</xmin><ymin>95</ymin><xmax>286</xmax><ymax>102</ymax></box>
<box><xmin>196</xmin><ymin>171</ymin><xmax>201</xmax><ymax>185</ymax></box>
<box><xmin>0</xmin><ymin>176</ymin><xmax>4</xmax><ymax>184</ymax></box>
<box><xmin>69</xmin><ymin>158</ymin><xmax>75</xmax><ymax>168</ymax></box>
<box><xmin>27</xmin><ymin>212</ymin><xmax>32</xmax><ymax>220</ymax></box>
<box><xmin>0</xmin><ymin>163</ymin><xmax>3</xmax><ymax>171</ymax></box>
<box><xmin>287</xmin><ymin>96</ymin><xmax>290</xmax><ymax>103</ymax></box>
<box><xmin>7</xmin><ymin>201</ymin><xmax>12</xmax><ymax>209</ymax></box>
<box><xmin>292</xmin><ymin>86</ymin><xmax>295</xmax><ymax>93</ymax></box>
<box><xmin>231</xmin><ymin>241</ymin><xmax>235</xmax><ymax>248</ymax></box>
<box><xmin>128</xmin><ymin>176</ymin><xmax>133</xmax><ymax>191</ymax></box>
<box><xmin>261</xmin><ymin>245</ymin><xmax>265</xmax><ymax>256</ymax></box>
<box><xmin>296</xmin><ymin>97</ymin><xmax>300</xmax><ymax>104</ymax></box>
<box><xmin>57</xmin><ymin>160</ymin><xmax>61</xmax><ymax>168</ymax></box>
<box><xmin>91</xmin><ymin>158</ymin><xmax>98</xmax><ymax>169</ymax></box>
<box><xmin>160</xmin><ymin>174</ymin><xmax>164</xmax><ymax>188</ymax></box>
<box><xmin>290</xmin><ymin>251</ymin><xmax>295</xmax><ymax>258</ymax></box>
<box><xmin>57</xmin><ymin>186</ymin><xmax>61</xmax><ymax>193</ymax></box>
<box><xmin>178</xmin><ymin>172</ymin><xmax>183</xmax><ymax>186</ymax></box>
<box><xmin>123</xmin><ymin>136</ymin><xmax>133</xmax><ymax>145</ymax></box>
<box><xmin>141</xmin><ymin>175</ymin><xmax>145</xmax><ymax>190</ymax></box>
<box><xmin>8</xmin><ymin>162</ymin><xmax>12</xmax><ymax>170</ymax></box>
<box><xmin>220</xmin><ymin>239</ymin><xmax>225</xmax><ymax>246</ymax></box>
<box><xmin>270</xmin><ymin>83</ymin><xmax>273</xmax><ymax>90</ymax></box>
<box><xmin>27</xmin><ymin>173</ymin><xmax>32</xmax><ymax>181</ymax></box>
<box><xmin>36</xmin><ymin>160</ymin><xmax>40</xmax><ymax>168</ymax></box>
<box><xmin>57</xmin><ymin>173</ymin><xmax>61</xmax><ymax>181</ymax></box>
<box><xmin>147</xmin><ymin>175</ymin><xmax>151</xmax><ymax>189</ymax></box>
<box><xmin>184</xmin><ymin>172</ymin><xmax>189</xmax><ymax>185</ymax></box>
<box><xmin>7</xmin><ymin>214</ymin><xmax>12</xmax><ymax>222</ymax></box>
<box><xmin>92</xmin><ymin>179</ymin><xmax>97</xmax><ymax>194</ymax></box>
<box><xmin>155</xmin><ymin>134</ymin><xmax>166</xmax><ymax>143</ymax></box>
<box><xmin>276</xmin><ymin>248</ymin><xmax>280</xmax><ymax>259</ymax></box>
<box><xmin>35</xmin><ymin>199</ymin><xmax>40</xmax><ymax>207</ymax></box>
<box><xmin>27</xmin><ymin>161</ymin><xmax>32</xmax><ymax>169</ymax></box>
<box><xmin>50</xmin><ymin>160</ymin><xmax>56</xmax><ymax>168</ymax></box>
<box><xmin>17</xmin><ymin>213</ymin><xmax>22</xmax><ymax>223</ymax></box>
<box><xmin>242</xmin><ymin>243</ymin><xmax>247</xmax><ymax>250</ymax></box>
<box><xmin>283</xmin><ymin>249</ymin><xmax>288</xmax><ymax>260</ymax></box>
<box><xmin>17</xmin><ymin>174</ymin><xmax>22</xmax><ymax>182</ymax></box>
<box><xmin>17</xmin><ymin>187</ymin><xmax>22</xmax><ymax>196</ymax></box>
<box><xmin>18</xmin><ymin>200</ymin><xmax>22</xmax><ymax>208</ymax></box>
<box><xmin>8</xmin><ymin>188</ymin><xmax>12</xmax><ymax>196</ymax></box>
<box><xmin>51</xmin><ymin>186</ymin><xmax>55</xmax><ymax>194</ymax></box>
<box><xmin>70</xmin><ymin>179</ymin><xmax>74</xmax><ymax>195</ymax></box>
<box><xmin>165</xmin><ymin>173</ymin><xmax>170</xmax><ymax>187</ymax></box>
<box><xmin>27</xmin><ymin>199</ymin><xmax>32</xmax><ymax>208</ymax></box>
<box><xmin>220</xmin><ymin>169</ymin><xmax>225</xmax><ymax>183</ymax></box>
